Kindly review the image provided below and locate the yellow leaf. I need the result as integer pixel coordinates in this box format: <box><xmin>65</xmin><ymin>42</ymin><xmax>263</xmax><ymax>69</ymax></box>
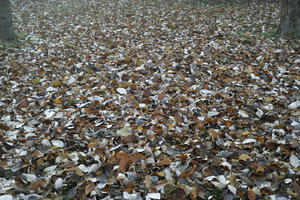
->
<box><xmin>53</xmin><ymin>97</ymin><xmax>63</xmax><ymax>104</ymax></box>
<box><xmin>157</xmin><ymin>171</ymin><xmax>165</xmax><ymax>177</ymax></box>
<box><xmin>51</xmin><ymin>80</ymin><xmax>62</xmax><ymax>87</ymax></box>
<box><xmin>219</xmin><ymin>65</ymin><xmax>228</xmax><ymax>71</ymax></box>
<box><xmin>75</xmin><ymin>168</ymin><xmax>85</xmax><ymax>176</ymax></box>
<box><xmin>241</xmin><ymin>131</ymin><xmax>251</xmax><ymax>136</ymax></box>
<box><xmin>32</xmin><ymin>78</ymin><xmax>40</xmax><ymax>85</ymax></box>
<box><xmin>83</xmin><ymin>67</ymin><xmax>94</xmax><ymax>74</ymax></box>
<box><xmin>168</xmin><ymin>123</ymin><xmax>175</xmax><ymax>130</ymax></box>
<box><xmin>244</xmin><ymin>67</ymin><xmax>254</xmax><ymax>73</ymax></box>
<box><xmin>120</xmin><ymin>82</ymin><xmax>133</xmax><ymax>88</ymax></box>
<box><xmin>264</xmin><ymin>97</ymin><xmax>273</xmax><ymax>103</ymax></box>
<box><xmin>239</xmin><ymin>154</ymin><xmax>250</xmax><ymax>161</ymax></box>
<box><xmin>137</xmin><ymin>126</ymin><xmax>144</xmax><ymax>131</ymax></box>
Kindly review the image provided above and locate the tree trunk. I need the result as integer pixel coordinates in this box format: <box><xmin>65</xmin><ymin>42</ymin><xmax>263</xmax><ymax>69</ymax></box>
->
<box><xmin>278</xmin><ymin>0</ymin><xmax>300</xmax><ymax>37</ymax></box>
<box><xmin>0</xmin><ymin>0</ymin><xmax>15</xmax><ymax>41</ymax></box>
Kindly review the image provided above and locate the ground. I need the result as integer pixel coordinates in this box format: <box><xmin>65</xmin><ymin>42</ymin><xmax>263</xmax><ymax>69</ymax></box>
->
<box><xmin>0</xmin><ymin>0</ymin><xmax>300</xmax><ymax>199</ymax></box>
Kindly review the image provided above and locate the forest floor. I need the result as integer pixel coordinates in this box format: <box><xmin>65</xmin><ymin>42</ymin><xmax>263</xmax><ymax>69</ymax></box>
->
<box><xmin>0</xmin><ymin>0</ymin><xmax>300</xmax><ymax>199</ymax></box>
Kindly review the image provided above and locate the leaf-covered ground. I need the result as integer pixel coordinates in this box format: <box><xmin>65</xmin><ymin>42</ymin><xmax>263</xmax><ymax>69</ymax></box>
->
<box><xmin>1</xmin><ymin>0</ymin><xmax>300</xmax><ymax>199</ymax></box>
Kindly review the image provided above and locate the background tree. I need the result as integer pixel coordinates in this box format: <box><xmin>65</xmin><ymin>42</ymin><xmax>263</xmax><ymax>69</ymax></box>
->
<box><xmin>0</xmin><ymin>0</ymin><xmax>15</xmax><ymax>41</ymax></box>
<box><xmin>278</xmin><ymin>0</ymin><xmax>300</xmax><ymax>37</ymax></box>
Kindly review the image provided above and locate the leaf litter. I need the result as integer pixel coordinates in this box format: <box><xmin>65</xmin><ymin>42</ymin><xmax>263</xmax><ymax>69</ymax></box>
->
<box><xmin>0</xmin><ymin>0</ymin><xmax>300</xmax><ymax>199</ymax></box>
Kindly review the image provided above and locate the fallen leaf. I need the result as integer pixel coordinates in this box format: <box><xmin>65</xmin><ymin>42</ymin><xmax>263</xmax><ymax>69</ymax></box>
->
<box><xmin>117</xmin><ymin>88</ymin><xmax>127</xmax><ymax>95</ymax></box>
<box><xmin>247</xmin><ymin>189</ymin><xmax>256</xmax><ymax>200</ymax></box>
<box><xmin>239</xmin><ymin>154</ymin><xmax>250</xmax><ymax>161</ymax></box>
<box><xmin>117</xmin><ymin>126</ymin><xmax>132</xmax><ymax>137</ymax></box>
<box><xmin>290</xmin><ymin>154</ymin><xmax>300</xmax><ymax>168</ymax></box>
<box><xmin>85</xmin><ymin>182</ymin><xmax>95</xmax><ymax>195</ymax></box>
<box><xmin>208</xmin><ymin>128</ymin><xmax>220</xmax><ymax>141</ymax></box>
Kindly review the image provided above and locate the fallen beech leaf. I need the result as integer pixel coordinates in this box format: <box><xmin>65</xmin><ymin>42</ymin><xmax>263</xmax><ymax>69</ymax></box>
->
<box><xmin>255</xmin><ymin>164</ymin><xmax>265</xmax><ymax>174</ymax></box>
<box><xmin>176</xmin><ymin>154</ymin><xmax>188</xmax><ymax>160</ymax></box>
<box><xmin>75</xmin><ymin>168</ymin><xmax>85</xmax><ymax>176</ymax></box>
<box><xmin>87</xmin><ymin>141</ymin><xmax>99</xmax><ymax>148</ymax></box>
<box><xmin>55</xmin><ymin>178</ymin><xmax>63</xmax><ymax>190</ymax></box>
<box><xmin>157</xmin><ymin>92</ymin><xmax>165</xmax><ymax>100</ymax></box>
<box><xmin>85</xmin><ymin>182</ymin><xmax>95</xmax><ymax>195</ymax></box>
<box><xmin>208</xmin><ymin>128</ymin><xmax>220</xmax><ymax>141</ymax></box>
<box><xmin>180</xmin><ymin>165</ymin><xmax>197</xmax><ymax>178</ymax></box>
<box><xmin>19</xmin><ymin>99</ymin><xmax>30</xmax><ymax>108</ymax></box>
<box><xmin>31</xmin><ymin>78</ymin><xmax>40</xmax><ymax>85</ymax></box>
<box><xmin>146</xmin><ymin>193</ymin><xmax>161</xmax><ymax>199</ymax></box>
<box><xmin>242</xmin><ymin>138</ymin><xmax>257</xmax><ymax>144</ymax></box>
<box><xmin>117</xmin><ymin>88</ymin><xmax>127</xmax><ymax>95</ymax></box>
<box><xmin>0</xmin><ymin>195</ymin><xmax>13</xmax><ymax>200</ymax></box>
<box><xmin>247</xmin><ymin>189</ymin><xmax>256</xmax><ymax>200</ymax></box>
<box><xmin>239</xmin><ymin>154</ymin><xmax>250</xmax><ymax>161</ymax></box>
<box><xmin>241</xmin><ymin>131</ymin><xmax>251</xmax><ymax>136</ymax></box>
<box><xmin>117</xmin><ymin>126</ymin><xmax>132</xmax><ymax>137</ymax></box>
<box><xmin>53</xmin><ymin>97</ymin><xmax>63</xmax><ymax>104</ymax></box>
<box><xmin>157</xmin><ymin>171</ymin><xmax>165</xmax><ymax>177</ymax></box>
<box><xmin>33</xmin><ymin>150</ymin><xmax>43</xmax><ymax>158</ymax></box>
<box><xmin>290</xmin><ymin>154</ymin><xmax>300</xmax><ymax>168</ymax></box>
<box><xmin>51</xmin><ymin>139</ymin><xmax>65</xmax><ymax>148</ymax></box>
<box><xmin>174</xmin><ymin>112</ymin><xmax>183</xmax><ymax>124</ymax></box>
<box><xmin>51</xmin><ymin>80</ymin><xmax>62</xmax><ymax>87</ymax></box>
<box><xmin>156</xmin><ymin>157</ymin><xmax>172</xmax><ymax>166</ymax></box>
<box><xmin>0</xmin><ymin>123</ymin><xmax>10</xmax><ymax>131</ymax></box>
<box><xmin>28</xmin><ymin>180</ymin><xmax>46</xmax><ymax>190</ymax></box>
<box><xmin>228</xmin><ymin>185</ymin><xmax>237</xmax><ymax>195</ymax></box>
<box><xmin>121</xmin><ymin>134</ymin><xmax>138</xmax><ymax>143</ymax></box>
<box><xmin>289</xmin><ymin>101</ymin><xmax>300</xmax><ymax>109</ymax></box>
<box><xmin>117</xmin><ymin>152</ymin><xmax>136</xmax><ymax>172</ymax></box>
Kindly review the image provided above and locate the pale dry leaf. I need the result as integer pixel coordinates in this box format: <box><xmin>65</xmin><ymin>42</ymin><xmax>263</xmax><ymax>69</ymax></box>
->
<box><xmin>290</xmin><ymin>154</ymin><xmax>300</xmax><ymax>168</ymax></box>
<box><xmin>51</xmin><ymin>139</ymin><xmax>65</xmax><ymax>148</ymax></box>
<box><xmin>55</xmin><ymin>178</ymin><xmax>63</xmax><ymax>189</ymax></box>
<box><xmin>0</xmin><ymin>195</ymin><xmax>13</xmax><ymax>200</ymax></box>
<box><xmin>289</xmin><ymin>101</ymin><xmax>300</xmax><ymax>109</ymax></box>
<box><xmin>146</xmin><ymin>193</ymin><xmax>161</xmax><ymax>200</ymax></box>
<box><xmin>117</xmin><ymin>88</ymin><xmax>127</xmax><ymax>95</ymax></box>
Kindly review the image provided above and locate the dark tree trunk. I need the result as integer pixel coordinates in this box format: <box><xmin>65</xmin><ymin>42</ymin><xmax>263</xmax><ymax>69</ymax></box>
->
<box><xmin>0</xmin><ymin>0</ymin><xmax>15</xmax><ymax>41</ymax></box>
<box><xmin>278</xmin><ymin>0</ymin><xmax>300</xmax><ymax>37</ymax></box>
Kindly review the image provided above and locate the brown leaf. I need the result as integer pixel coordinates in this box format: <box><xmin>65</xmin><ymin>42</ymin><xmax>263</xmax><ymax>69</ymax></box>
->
<box><xmin>121</xmin><ymin>134</ymin><xmax>138</xmax><ymax>143</ymax></box>
<box><xmin>157</xmin><ymin>92</ymin><xmax>165</xmax><ymax>100</ymax></box>
<box><xmin>0</xmin><ymin>123</ymin><xmax>11</xmax><ymax>131</ymax></box>
<box><xmin>87</xmin><ymin>141</ymin><xmax>99</xmax><ymax>148</ymax></box>
<box><xmin>239</xmin><ymin>154</ymin><xmax>250</xmax><ymax>161</ymax></box>
<box><xmin>28</xmin><ymin>180</ymin><xmax>46</xmax><ymax>191</ymax></box>
<box><xmin>179</xmin><ymin>165</ymin><xmax>197</xmax><ymax>178</ymax></box>
<box><xmin>174</xmin><ymin>112</ymin><xmax>183</xmax><ymax>124</ymax></box>
<box><xmin>247</xmin><ymin>189</ymin><xmax>256</xmax><ymax>200</ymax></box>
<box><xmin>224</xmin><ymin>120</ymin><xmax>233</xmax><ymax>127</ymax></box>
<box><xmin>156</xmin><ymin>157</ymin><xmax>172</xmax><ymax>166</ymax></box>
<box><xmin>208</xmin><ymin>128</ymin><xmax>219</xmax><ymax>141</ymax></box>
<box><xmin>33</xmin><ymin>150</ymin><xmax>43</xmax><ymax>158</ymax></box>
<box><xmin>85</xmin><ymin>182</ymin><xmax>95</xmax><ymax>195</ymax></box>
<box><xmin>119</xmin><ymin>154</ymin><xmax>131</xmax><ymax>172</ymax></box>
<box><xmin>114</xmin><ymin>152</ymin><xmax>137</xmax><ymax>172</ymax></box>
<box><xmin>19</xmin><ymin>99</ymin><xmax>30</xmax><ymax>108</ymax></box>
<box><xmin>176</xmin><ymin>154</ymin><xmax>188</xmax><ymax>160</ymax></box>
